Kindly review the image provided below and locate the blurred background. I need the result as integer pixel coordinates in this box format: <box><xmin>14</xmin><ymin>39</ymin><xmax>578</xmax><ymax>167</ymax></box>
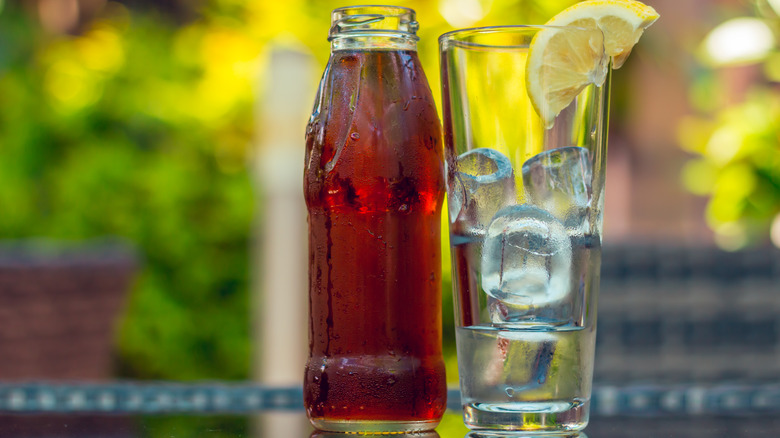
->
<box><xmin>0</xmin><ymin>0</ymin><xmax>778</xmax><ymax>434</ymax></box>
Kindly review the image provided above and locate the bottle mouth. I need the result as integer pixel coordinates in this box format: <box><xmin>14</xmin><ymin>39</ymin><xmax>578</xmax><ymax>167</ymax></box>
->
<box><xmin>329</xmin><ymin>5</ymin><xmax>420</xmax><ymax>41</ymax></box>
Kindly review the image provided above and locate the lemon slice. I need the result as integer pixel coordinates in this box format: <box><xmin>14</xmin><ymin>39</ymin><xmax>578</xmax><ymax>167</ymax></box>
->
<box><xmin>526</xmin><ymin>25</ymin><xmax>608</xmax><ymax>129</ymax></box>
<box><xmin>547</xmin><ymin>0</ymin><xmax>660</xmax><ymax>69</ymax></box>
<box><xmin>526</xmin><ymin>0</ymin><xmax>659</xmax><ymax>128</ymax></box>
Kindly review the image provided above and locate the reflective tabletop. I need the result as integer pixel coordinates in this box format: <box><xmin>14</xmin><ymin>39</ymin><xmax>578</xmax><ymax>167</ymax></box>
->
<box><xmin>0</xmin><ymin>413</ymin><xmax>778</xmax><ymax>437</ymax></box>
<box><xmin>0</xmin><ymin>382</ymin><xmax>778</xmax><ymax>437</ymax></box>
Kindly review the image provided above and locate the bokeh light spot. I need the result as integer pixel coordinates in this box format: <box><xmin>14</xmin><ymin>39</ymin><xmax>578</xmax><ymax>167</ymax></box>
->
<box><xmin>44</xmin><ymin>60</ymin><xmax>102</xmax><ymax>110</ymax></box>
<box><xmin>439</xmin><ymin>0</ymin><xmax>491</xmax><ymax>28</ymax></box>
<box><xmin>705</xmin><ymin>125</ymin><xmax>743</xmax><ymax>165</ymax></box>
<box><xmin>77</xmin><ymin>25</ymin><xmax>125</xmax><ymax>73</ymax></box>
<box><xmin>681</xmin><ymin>159</ymin><xmax>716</xmax><ymax>196</ymax></box>
<box><xmin>771</xmin><ymin>213</ymin><xmax>780</xmax><ymax>248</ymax></box>
<box><xmin>715</xmin><ymin>163</ymin><xmax>756</xmax><ymax>200</ymax></box>
<box><xmin>713</xmin><ymin>222</ymin><xmax>749</xmax><ymax>251</ymax></box>
<box><xmin>701</xmin><ymin>17</ymin><xmax>774</xmax><ymax>66</ymax></box>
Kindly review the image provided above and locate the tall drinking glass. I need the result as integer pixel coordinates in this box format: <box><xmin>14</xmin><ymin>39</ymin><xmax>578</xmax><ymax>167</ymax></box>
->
<box><xmin>439</xmin><ymin>26</ymin><xmax>610</xmax><ymax>432</ymax></box>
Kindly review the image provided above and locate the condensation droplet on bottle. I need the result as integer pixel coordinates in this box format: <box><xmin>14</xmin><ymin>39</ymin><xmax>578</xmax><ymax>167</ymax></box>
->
<box><xmin>350</xmin><ymin>132</ymin><xmax>360</xmax><ymax>140</ymax></box>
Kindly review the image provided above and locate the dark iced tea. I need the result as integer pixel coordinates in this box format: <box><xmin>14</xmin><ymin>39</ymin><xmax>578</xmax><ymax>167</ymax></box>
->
<box><xmin>304</xmin><ymin>48</ymin><xmax>446</xmax><ymax>430</ymax></box>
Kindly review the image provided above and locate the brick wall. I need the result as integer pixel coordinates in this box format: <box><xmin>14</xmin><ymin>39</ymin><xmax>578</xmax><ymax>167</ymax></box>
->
<box><xmin>0</xmin><ymin>242</ymin><xmax>136</xmax><ymax>380</ymax></box>
<box><xmin>596</xmin><ymin>244</ymin><xmax>780</xmax><ymax>382</ymax></box>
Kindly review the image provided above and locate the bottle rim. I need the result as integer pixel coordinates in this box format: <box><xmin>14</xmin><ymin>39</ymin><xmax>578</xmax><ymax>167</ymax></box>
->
<box><xmin>329</xmin><ymin>5</ymin><xmax>420</xmax><ymax>41</ymax></box>
<box><xmin>331</xmin><ymin>4</ymin><xmax>415</xmax><ymax>15</ymax></box>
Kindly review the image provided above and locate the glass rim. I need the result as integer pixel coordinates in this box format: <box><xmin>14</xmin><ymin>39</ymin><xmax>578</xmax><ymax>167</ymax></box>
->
<box><xmin>439</xmin><ymin>24</ymin><xmax>595</xmax><ymax>50</ymax></box>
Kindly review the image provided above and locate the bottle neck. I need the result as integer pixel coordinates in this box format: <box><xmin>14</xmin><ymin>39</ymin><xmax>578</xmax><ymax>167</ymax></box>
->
<box><xmin>328</xmin><ymin>5</ymin><xmax>419</xmax><ymax>51</ymax></box>
<box><xmin>330</xmin><ymin>34</ymin><xmax>418</xmax><ymax>51</ymax></box>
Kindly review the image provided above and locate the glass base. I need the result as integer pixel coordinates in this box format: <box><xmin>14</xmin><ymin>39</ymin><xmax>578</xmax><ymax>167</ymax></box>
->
<box><xmin>309</xmin><ymin>418</ymin><xmax>441</xmax><ymax>433</ymax></box>
<box><xmin>463</xmin><ymin>399</ymin><xmax>589</xmax><ymax>432</ymax></box>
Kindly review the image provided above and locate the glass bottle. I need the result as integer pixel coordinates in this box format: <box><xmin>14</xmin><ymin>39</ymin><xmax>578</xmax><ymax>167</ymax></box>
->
<box><xmin>303</xmin><ymin>5</ymin><xmax>446</xmax><ymax>433</ymax></box>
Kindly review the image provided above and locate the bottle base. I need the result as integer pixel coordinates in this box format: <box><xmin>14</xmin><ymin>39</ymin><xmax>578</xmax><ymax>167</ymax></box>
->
<box><xmin>309</xmin><ymin>417</ymin><xmax>441</xmax><ymax>433</ymax></box>
<box><xmin>462</xmin><ymin>399</ymin><xmax>589</xmax><ymax>432</ymax></box>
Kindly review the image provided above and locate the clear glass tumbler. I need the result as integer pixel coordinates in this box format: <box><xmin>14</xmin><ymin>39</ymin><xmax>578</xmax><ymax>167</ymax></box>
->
<box><xmin>439</xmin><ymin>26</ymin><xmax>610</xmax><ymax>432</ymax></box>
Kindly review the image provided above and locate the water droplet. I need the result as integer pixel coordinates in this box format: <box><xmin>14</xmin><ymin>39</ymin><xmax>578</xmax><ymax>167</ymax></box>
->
<box><xmin>505</xmin><ymin>387</ymin><xmax>515</xmax><ymax>397</ymax></box>
<box><xmin>398</xmin><ymin>204</ymin><xmax>408</xmax><ymax>212</ymax></box>
<box><xmin>403</xmin><ymin>101</ymin><xmax>410</xmax><ymax>111</ymax></box>
<box><xmin>350</xmin><ymin>132</ymin><xmax>360</xmax><ymax>140</ymax></box>
<box><xmin>387</xmin><ymin>377</ymin><xmax>397</xmax><ymax>386</ymax></box>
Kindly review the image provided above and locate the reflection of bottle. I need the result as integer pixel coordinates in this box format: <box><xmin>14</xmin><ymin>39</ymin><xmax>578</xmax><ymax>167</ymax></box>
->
<box><xmin>303</xmin><ymin>5</ymin><xmax>446</xmax><ymax>433</ymax></box>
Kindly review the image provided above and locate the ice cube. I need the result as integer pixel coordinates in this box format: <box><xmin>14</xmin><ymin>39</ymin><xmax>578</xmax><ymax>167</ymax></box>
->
<box><xmin>449</xmin><ymin>148</ymin><xmax>516</xmax><ymax>234</ymax></box>
<box><xmin>480</xmin><ymin>204</ymin><xmax>572</xmax><ymax>310</ymax></box>
<box><xmin>521</xmin><ymin>146</ymin><xmax>592</xmax><ymax>234</ymax></box>
<box><xmin>447</xmin><ymin>172</ymin><xmax>465</xmax><ymax>224</ymax></box>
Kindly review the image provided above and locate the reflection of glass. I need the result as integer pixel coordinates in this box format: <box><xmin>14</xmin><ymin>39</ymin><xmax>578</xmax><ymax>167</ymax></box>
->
<box><xmin>312</xmin><ymin>432</ymin><xmax>441</xmax><ymax>438</ymax></box>
<box><xmin>466</xmin><ymin>432</ymin><xmax>586</xmax><ymax>438</ymax></box>
<box><xmin>440</xmin><ymin>26</ymin><xmax>609</xmax><ymax>432</ymax></box>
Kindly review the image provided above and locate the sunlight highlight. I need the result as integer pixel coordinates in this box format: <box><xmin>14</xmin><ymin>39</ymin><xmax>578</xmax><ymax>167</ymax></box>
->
<box><xmin>702</xmin><ymin>17</ymin><xmax>774</xmax><ymax>66</ymax></box>
<box><xmin>771</xmin><ymin>213</ymin><xmax>780</xmax><ymax>248</ymax></box>
<box><xmin>439</xmin><ymin>0</ymin><xmax>491</xmax><ymax>28</ymax></box>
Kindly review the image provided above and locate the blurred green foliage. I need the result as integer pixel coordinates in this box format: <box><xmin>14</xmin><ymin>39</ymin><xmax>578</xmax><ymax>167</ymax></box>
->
<box><xmin>679</xmin><ymin>92</ymin><xmax>780</xmax><ymax>249</ymax></box>
<box><xmin>0</xmin><ymin>0</ymin><xmax>579</xmax><ymax>381</ymax></box>
<box><xmin>0</xmin><ymin>2</ymin><xmax>254</xmax><ymax>379</ymax></box>
<box><xmin>678</xmin><ymin>0</ymin><xmax>780</xmax><ymax>250</ymax></box>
